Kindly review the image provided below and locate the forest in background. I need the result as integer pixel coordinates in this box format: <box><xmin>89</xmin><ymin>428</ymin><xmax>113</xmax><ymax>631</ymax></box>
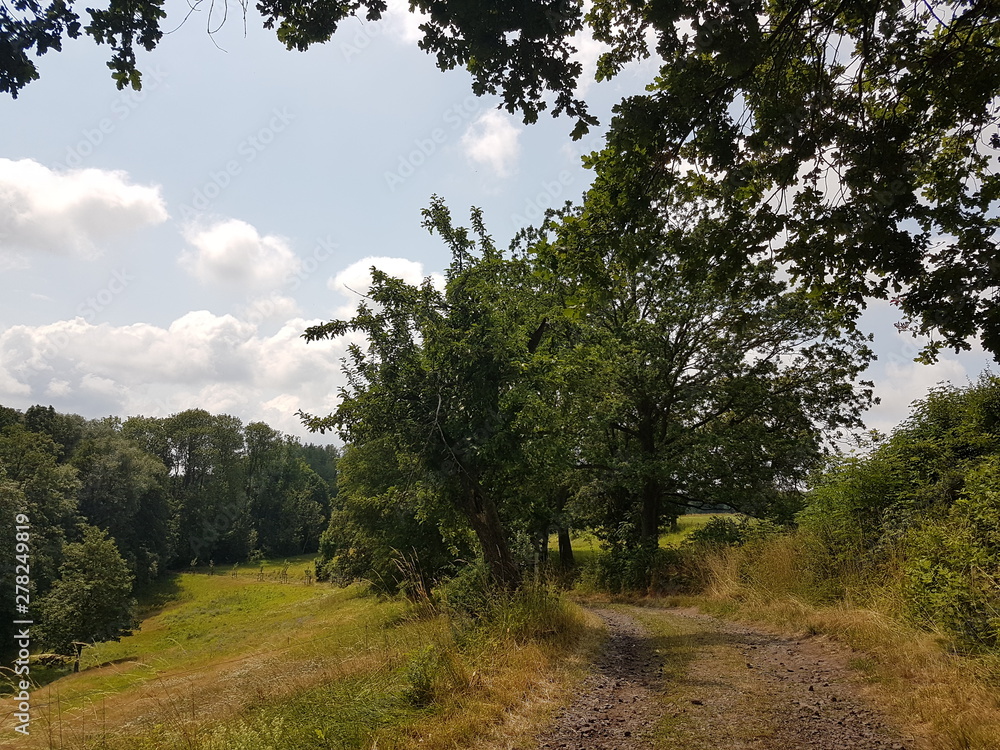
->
<box><xmin>0</xmin><ymin>404</ymin><xmax>338</xmax><ymax>654</ymax></box>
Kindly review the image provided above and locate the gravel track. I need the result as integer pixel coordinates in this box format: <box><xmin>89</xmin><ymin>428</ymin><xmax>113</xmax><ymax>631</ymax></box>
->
<box><xmin>535</xmin><ymin>605</ymin><xmax>917</xmax><ymax>750</ymax></box>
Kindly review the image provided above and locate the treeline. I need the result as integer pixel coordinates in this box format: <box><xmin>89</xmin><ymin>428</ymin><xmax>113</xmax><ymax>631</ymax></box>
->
<box><xmin>0</xmin><ymin>404</ymin><xmax>337</xmax><ymax>652</ymax></box>
<box><xmin>307</xmin><ymin>196</ymin><xmax>876</xmax><ymax>594</ymax></box>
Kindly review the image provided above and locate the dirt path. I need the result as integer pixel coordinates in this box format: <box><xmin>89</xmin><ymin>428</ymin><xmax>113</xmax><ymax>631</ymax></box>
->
<box><xmin>536</xmin><ymin>605</ymin><xmax>918</xmax><ymax>750</ymax></box>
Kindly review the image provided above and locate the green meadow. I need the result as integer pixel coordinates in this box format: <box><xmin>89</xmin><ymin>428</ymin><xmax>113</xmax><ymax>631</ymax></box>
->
<box><xmin>5</xmin><ymin>554</ymin><xmax>592</xmax><ymax>750</ymax></box>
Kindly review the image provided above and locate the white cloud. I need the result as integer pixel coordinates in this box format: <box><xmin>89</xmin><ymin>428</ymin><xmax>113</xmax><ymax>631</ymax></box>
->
<box><xmin>180</xmin><ymin>218</ymin><xmax>302</xmax><ymax>290</ymax></box>
<box><xmin>461</xmin><ymin>110</ymin><xmax>522</xmax><ymax>178</ymax></box>
<box><xmin>0</xmin><ymin>159</ymin><xmax>167</xmax><ymax>262</ymax></box>
<box><xmin>329</xmin><ymin>256</ymin><xmax>444</xmax><ymax>317</ymax></box>
<box><xmin>0</xmin><ymin>313</ymin><xmax>347</xmax><ymax>440</ymax></box>
<box><xmin>384</xmin><ymin>0</ymin><xmax>426</xmax><ymax>43</ymax></box>
<box><xmin>45</xmin><ymin>379</ymin><xmax>72</xmax><ymax>397</ymax></box>
<box><xmin>864</xmin><ymin>358</ymin><xmax>971</xmax><ymax>434</ymax></box>
<box><xmin>238</xmin><ymin>294</ymin><xmax>302</xmax><ymax>326</ymax></box>
<box><xmin>856</xmin><ymin>298</ymin><xmax>994</xmax><ymax>434</ymax></box>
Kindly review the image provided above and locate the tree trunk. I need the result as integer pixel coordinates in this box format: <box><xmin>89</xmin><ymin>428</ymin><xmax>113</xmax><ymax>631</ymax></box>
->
<box><xmin>557</xmin><ymin>526</ymin><xmax>574</xmax><ymax>569</ymax></box>
<box><xmin>461</xmin><ymin>484</ymin><xmax>521</xmax><ymax>589</ymax></box>
<box><xmin>640</xmin><ymin>479</ymin><xmax>660</xmax><ymax>549</ymax></box>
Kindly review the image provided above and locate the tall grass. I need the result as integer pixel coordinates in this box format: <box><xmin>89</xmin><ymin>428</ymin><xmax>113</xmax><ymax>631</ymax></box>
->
<box><xmin>672</xmin><ymin>532</ymin><xmax>1000</xmax><ymax>750</ymax></box>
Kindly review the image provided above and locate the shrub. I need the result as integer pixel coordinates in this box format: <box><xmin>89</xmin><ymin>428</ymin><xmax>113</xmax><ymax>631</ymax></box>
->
<box><xmin>685</xmin><ymin>515</ymin><xmax>748</xmax><ymax>546</ymax></box>
<box><xmin>902</xmin><ymin>458</ymin><xmax>1000</xmax><ymax>650</ymax></box>
<box><xmin>577</xmin><ymin>544</ymin><xmax>687</xmax><ymax>593</ymax></box>
<box><xmin>402</xmin><ymin>643</ymin><xmax>469</xmax><ymax>707</ymax></box>
<box><xmin>436</xmin><ymin>558</ymin><xmax>492</xmax><ymax>618</ymax></box>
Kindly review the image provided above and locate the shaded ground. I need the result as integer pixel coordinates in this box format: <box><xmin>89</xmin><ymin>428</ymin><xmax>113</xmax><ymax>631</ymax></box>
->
<box><xmin>536</xmin><ymin>605</ymin><xmax>918</xmax><ymax>750</ymax></box>
<box><xmin>536</xmin><ymin>608</ymin><xmax>662</xmax><ymax>749</ymax></box>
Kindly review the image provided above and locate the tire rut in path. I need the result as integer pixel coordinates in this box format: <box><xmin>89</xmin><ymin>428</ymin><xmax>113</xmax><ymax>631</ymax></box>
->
<box><xmin>536</xmin><ymin>608</ymin><xmax>662</xmax><ymax>749</ymax></box>
<box><xmin>644</xmin><ymin>607</ymin><xmax>916</xmax><ymax>750</ymax></box>
<box><xmin>535</xmin><ymin>605</ymin><xmax>918</xmax><ymax>750</ymax></box>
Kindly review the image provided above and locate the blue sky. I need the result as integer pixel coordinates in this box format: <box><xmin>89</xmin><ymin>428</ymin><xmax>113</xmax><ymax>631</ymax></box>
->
<box><xmin>0</xmin><ymin>1</ymin><xmax>993</xmax><ymax>441</ymax></box>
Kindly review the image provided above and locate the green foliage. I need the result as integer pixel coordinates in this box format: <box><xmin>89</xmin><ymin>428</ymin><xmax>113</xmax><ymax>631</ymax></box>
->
<box><xmin>579</xmin><ymin>541</ymin><xmax>684</xmax><ymax>594</ymax></box>
<box><xmin>798</xmin><ymin>448</ymin><xmax>907</xmax><ymax>576</ymax></box>
<box><xmin>801</xmin><ymin>374</ymin><xmax>1000</xmax><ymax>649</ymax></box>
<box><xmin>0</xmin><ymin>423</ymin><xmax>81</xmax><ymax>594</ymax></box>
<box><xmin>315</xmin><ymin>440</ymin><xmax>471</xmax><ymax>593</ymax></box>
<box><xmin>537</xmin><ymin>199</ymin><xmax>874</xmax><ymax>552</ymax></box>
<box><xmin>902</xmin><ymin>458</ymin><xmax>1000</xmax><ymax>650</ymax></box>
<box><xmin>302</xmin><ymin>199</ymin><xmax>569</xmax><ymax>588</ymax></box>
<box><xmin>402</xmin><ymin>643</ymin><xmax>468</xmax><ymax>708</ymax></box>
<box><xmin>435</xmin><ymin>557</ymin><xmax>491</xmax><ymax>617</ymax></box>
<box><xmin>685</xmin><ymin>516</ymin><xmax>754</xmax><ymax>547</ymax></box>
<box><xmin>37</xmin><ymin>526</ymin><xmax>138</xmax><ymax>653</ymax></box>
<box><xmin>72</xmin><ymin>431</ymin><xmax>174</xmax><ymax>584</ymax></box>
<box><xmin>244</xmin><ymin>421</ymin><xmax>329</xmax><ymax>558</ymax></box>
<box><xmin>24</xmin><ymin>404</ymin><xmax>85</xmax><ymax>461</ymax></box>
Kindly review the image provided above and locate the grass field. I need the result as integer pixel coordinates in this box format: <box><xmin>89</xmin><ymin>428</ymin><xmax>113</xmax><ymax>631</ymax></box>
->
<box><xmin>3</xmin><ymin>517</ymin><xmax>726</xmax><ymax>749</ymax></box>
<box><xmin>3</xmin><ymin>554</ymin><xmax>595</xmax><ymax>750</ymax></box>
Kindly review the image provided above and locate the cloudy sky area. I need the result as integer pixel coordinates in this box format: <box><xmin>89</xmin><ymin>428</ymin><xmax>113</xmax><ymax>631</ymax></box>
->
<box><xmin>0</xmin><ymin>1</ymin><xmax>993</xmax><ymax>442</ymax></box>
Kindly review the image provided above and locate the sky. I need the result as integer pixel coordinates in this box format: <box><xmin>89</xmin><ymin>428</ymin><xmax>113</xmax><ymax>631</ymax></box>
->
<box><xmin>0</xmin><ymin>0</ymin><xmax>994</xmax><ymax>443</ymax></box>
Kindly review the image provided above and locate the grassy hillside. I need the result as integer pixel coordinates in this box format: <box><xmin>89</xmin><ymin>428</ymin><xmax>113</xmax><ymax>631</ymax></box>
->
<box><xmin>4</xmin><ymin>556</ymin><xmax>594</xmax><ymax>750</ymax></box>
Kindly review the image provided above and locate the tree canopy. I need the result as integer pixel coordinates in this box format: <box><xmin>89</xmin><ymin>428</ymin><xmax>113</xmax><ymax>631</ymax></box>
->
<box><xmin>300</xmin><ymin>197</ymin><xmax>876</xmax><ymax>588</ymax></box>
<box><xmin>37</xmin><ymin>526</ymin><xmax>137</xmax><ymax>653</ymax></box>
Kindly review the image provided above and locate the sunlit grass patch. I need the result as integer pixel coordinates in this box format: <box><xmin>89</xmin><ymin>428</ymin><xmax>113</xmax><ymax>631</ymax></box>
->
<box><xmin>658</xmin><ymin>514</ymin><xmax>734</xmax><ymax>548</ymax></box>
<box><xmin>5</xmin><ymin>558</ymin><xmax>596</xmax><ymax>750</ymax></box>
<box><xmin>549</xmin><ymin>514</ymin><xmax>733</xmax><ymax>570</ymax></box>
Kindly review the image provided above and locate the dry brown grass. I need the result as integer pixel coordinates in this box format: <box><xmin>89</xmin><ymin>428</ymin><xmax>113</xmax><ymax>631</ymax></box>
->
<box><xmin>373</xmin><ymin>602</ymin><xmax>603</xmax><ymax>750</ymax></box>
<box><xmin>670</xmin><ymin>536</ymin><xmax>1000</xmax><ymax>750</ymax></box>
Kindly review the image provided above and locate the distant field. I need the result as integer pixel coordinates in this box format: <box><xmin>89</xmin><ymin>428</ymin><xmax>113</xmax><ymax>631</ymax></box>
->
<box><xmin>550</xmin><ymin>513</ymin><xmax>734</xmax><ymax>566</ymax></box>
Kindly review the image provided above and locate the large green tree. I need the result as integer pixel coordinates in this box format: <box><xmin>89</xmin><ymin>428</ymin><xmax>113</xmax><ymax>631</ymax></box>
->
<box><xmin>0</xmin><ymin>424</ymin><xmax>81</xmax><ymax>593</ymax></box>
<box><xmin>300</xmin><ymin>199</ymin><xmax>556</xmax><ymax>588</ymax></box>
<box><xmin>530</xmin><ymin>205</ymin><xmax>876</xmax><ymax>548</ymax></box>
<box><xmin>37</xmin><ymin>526</ymin><xmax>137</xmax><ymax>654</ymax></box>
<box><xmin>244</xmin><ymin>422</ymin><xmax>328</xmax><ymax>556</ymax></box>
<box><xmin>72</xmin><ymin>429</ymin><xmax>174</xmax><ymax>584</ymax></box>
